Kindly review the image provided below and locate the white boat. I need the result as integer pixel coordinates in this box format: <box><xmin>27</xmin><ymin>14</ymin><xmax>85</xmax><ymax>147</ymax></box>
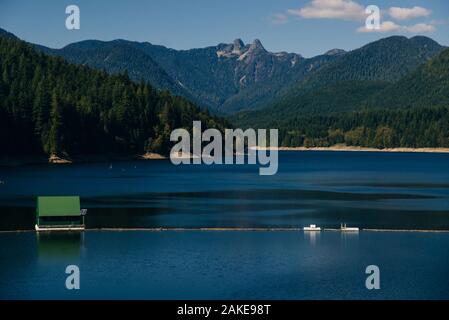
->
<box><xmin>340</xmin><ymin>223</ymin><xmax>359</xmax><ymax>232</ymax></box>
<box><xmin>304</xmin><ymin>224</ymin><xmax>321</xmax><ymax>231</ymax></box>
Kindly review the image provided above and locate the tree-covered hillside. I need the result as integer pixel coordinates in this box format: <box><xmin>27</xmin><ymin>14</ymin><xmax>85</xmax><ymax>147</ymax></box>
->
<box><xmin>37</xmin><ymin>40</ymin><xmax>193</xmax><ymax>101</ymax></box>
<box><xmin>232</xmin><ymin>81</ymin><xmax>389</xmax><ymax>128</ymax></box>
<box><xmin>30</xmin><ymin>31</ymin><xmax>443</xmax><ymax>115</ymax></box>
<box><xmin>296</xmin><ymin>36</ymin><xmax>443</xmax><ymax>91</ymax></box>
<box><xmin>0</xmin><ymin>36</ymin><xmax>226</xmax><ymax>157</ymax></box>
<box><xmin>36</xmin><ymin>36</ymin><xmax>341</xmax><ymax>113</ymax></box>
<box><xmin>363</xmin><ymin>48</ymin><xmax>449</xmax><ymax>110</ymax></box>
<box><xmin>277</xmin><ymin>106</ymin><xmax>449</xmax><ymax>149</ymax></box>
<box><xmin>232</xmin><ymin>36</ymin><xmax>445</xmax><ymax>129</ymax></box>
<box><xmin>234</xmin><ymin>48</ymin><xmax>449</xmax><ymax>149</ymax></box>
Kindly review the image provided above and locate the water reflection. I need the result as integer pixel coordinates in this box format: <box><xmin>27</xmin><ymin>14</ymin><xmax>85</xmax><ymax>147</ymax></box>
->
<box><xmin>37</xmin><ymin>232</ymin><xmax>83</xmax><ymax>261</ymax></box>
<box><xmin>340</xmin><ymin>230</ymin><xmax>359</xmax><ymax>249</ymax></box>
<box><xmin>304</xmin><ymin>231</ymin><xmax>320</xmax><ymax>246</ymax></box>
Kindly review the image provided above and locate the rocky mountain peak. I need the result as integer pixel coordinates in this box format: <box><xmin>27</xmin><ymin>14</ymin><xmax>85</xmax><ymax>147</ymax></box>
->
<box><xmin>250</xmin><ymin>39</ymin><xmax>266</xmax><ymax>52</ymax></box>
<box><xmin>233</xmin><ymin>39</ymin><xmax>245</xmax><ymax>50</ymax></box>
<box><xmin>217</xmin><ymin>38</ymin><xmax>267</xmax><ymax>59</ymax></box>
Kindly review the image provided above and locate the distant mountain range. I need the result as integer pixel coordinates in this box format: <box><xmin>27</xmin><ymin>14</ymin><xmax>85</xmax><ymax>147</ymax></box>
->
<box><xmin>234</xmin><ymin>47</ymin><xmax>449</xmax><ymax>149</ymax></box>
<box><xmin>33</xmin><ymin>36</ymin><xmax>346</xmax><ymax>113</ymax></box>
<box><xmin>232</xmin><ymin>35</ymin><xmax>445</xmax><ymax>128</ymax></box>
<box><xmin>30</xmin><ymin>32</ymin><xmax>443</xmax><ymax>116</ymax></box>
<box><xmin>1</xmin><ymin>27</ymin><xmax>443</xmax><ymax>116</ymax></box>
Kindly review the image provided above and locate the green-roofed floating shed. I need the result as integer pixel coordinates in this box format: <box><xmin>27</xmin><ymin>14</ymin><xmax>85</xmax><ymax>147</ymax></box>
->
<box><xmin>35</xmin><ymin>196</ymin><xmax>86</xmax><ymax>231</ymax></box>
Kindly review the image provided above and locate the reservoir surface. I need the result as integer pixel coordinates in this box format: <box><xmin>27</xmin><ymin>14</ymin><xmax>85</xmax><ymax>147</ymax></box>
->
<box><xmin>1</xmin><ymin>151</ymin><xmax>449</xmax><ymax>299</ymax></box>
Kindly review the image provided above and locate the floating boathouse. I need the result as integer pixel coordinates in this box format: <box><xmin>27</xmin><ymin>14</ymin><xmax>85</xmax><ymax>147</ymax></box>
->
<box><xmin>35</xmin><ymin>196</ymin><xmax>86</xmax><ymax>231</ymax></box>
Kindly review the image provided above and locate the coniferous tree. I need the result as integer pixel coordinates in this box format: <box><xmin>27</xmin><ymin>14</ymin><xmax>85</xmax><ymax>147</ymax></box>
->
<box><xmin>0</xmin><ymin>36</ymin><xmax>227</xmax><ymax>157</ymax></box>
<box><xmin>48</xmin><ymin>90</ymin><xmax>62</xmax><ymax>155</ymax></box>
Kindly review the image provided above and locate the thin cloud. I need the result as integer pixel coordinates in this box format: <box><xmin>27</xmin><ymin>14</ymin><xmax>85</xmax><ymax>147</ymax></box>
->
<box><xmin>357</xmin><ymin>21</ymin><xmax>401</xmax><ymax>33</ymax></box>
<box><xmin>288</xmin><ymin>0</ymin><xmax>365</xmax><ymax>21</ymax></box>
<box><xmin>282</xmin><ymin>1</ymin><xmax>436</xmax><ymax>35</ymax></box>
<box><xmin>405</xmin><ymin>23</ymin><xmax>436</xmax><ymax>33</ymax></box>
<box><xmin>358</xmin><ymin>22</ymin><xmax>436</xmax><ymax>34</ymax></box>
<box><xmin>388</xmin><ymin>6</ymin><xmax>431</xmax><ymax>21</ymax></box>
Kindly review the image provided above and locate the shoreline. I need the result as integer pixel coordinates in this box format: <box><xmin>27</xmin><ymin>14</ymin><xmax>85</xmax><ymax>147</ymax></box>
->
<box><xmin>253</xmin><ymin>145</ymin><xmax>449</xmax><ymax>153</ymax></box>
<box><xmin>3</xmin><ymin>146</ymin><xmax>449</xmax><ymax>166</ymax></box>
<box><xmin>0</xmin><ymin>152</ymin><xmax>167</xmax><ymax>167</ymax></box>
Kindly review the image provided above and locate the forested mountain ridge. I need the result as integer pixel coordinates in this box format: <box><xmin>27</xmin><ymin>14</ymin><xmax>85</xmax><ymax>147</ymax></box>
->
<box><xmin>133</xmin><ymin>39</ymin><xmax>340</xmax><ymax>113</ymax></box>
<box><xmin>241</xmin><ymin>48</ymin><xmax>449</xmax><ymax>149</ymax></box>
<box><xmin>234</xmin><ymin>36</ymin><xmax>444</xmax><ymax>125</ymax></box>
<box><xmin>31</xmin><ymin>31</ymin><xmax>444</xmax><ymax>115</ymax></box>
<box><xmin>232</xmin><ymin>36</ymin><xmax>445</xmax><ymax>130</ymax></box>
<box><xmin>1</xmin><ymin>26</ymin><xmax>448</xmax><ymax>155</ymax></box>
<box><xmin>296</xmin><ymin>35</ymin><xmax>443</xmax><ymax>90</ymax></box>
<box><xmin>0</xmin><ymin>28</ymin><xmax>17</xmax><ymax>40</ymax></box>
<box><xmin>36</xmin><ymin>39</ymin><xmax>196</xmax><ymax>103</ymax></box>
<box><xmin>32</xmin><ymin>34</ymin><xmax>342</xmax><ymax>113</ymax></box>
<box><xmin>0</xmin><ymin>34</ymin><xmax>226</xmax><ymax>158</ymax></box>
<box><xmin>362</xmin><ymin>47</ymin><xmax>449</xmax><ymax>110</ymax></box>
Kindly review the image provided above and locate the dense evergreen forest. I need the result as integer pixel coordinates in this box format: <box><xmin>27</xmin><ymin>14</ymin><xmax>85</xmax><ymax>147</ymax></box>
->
<box><xmin>0</xmin><ymin>36</ymin><xmax>226</xmax><ymax>157</ymax></box>
<box><xmin>235</xmin><ymin>47</ymin><xmax>449</xmax><ymax>149</ymax></box>
<box><xmin>278</xmin><ymin>106</ymin><xmax>449</xmax><ymax>148</ymax></box>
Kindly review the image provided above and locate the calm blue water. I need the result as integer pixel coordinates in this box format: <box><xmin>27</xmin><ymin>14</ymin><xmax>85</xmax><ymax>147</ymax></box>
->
<box><xmin>1</xmin><ymin>151</ymin><xmax>449</xmax><ymax>230</ymax></box>
<box><xmin>0</xmin><ymin>230</ymin><xmax>449</xmax><ymax>299</ymax></box>
<box><xmin>1</xmin><ymin>151</ymin><xmax>449</xmax><ymax>299</ymax></box>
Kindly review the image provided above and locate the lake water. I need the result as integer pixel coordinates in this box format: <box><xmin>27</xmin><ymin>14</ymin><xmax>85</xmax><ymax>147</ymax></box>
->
<box><xmin>1</xmin><ymin>230</ymin><xmax>449</xmax><ymax>299</ymax></box>
<box><xmin>1</xmin><ymin>151</ymin><xmax>449</xmax><ymax>299</ymax></box>
<box><xmin>1</xmin><ymin>151</ymin><xmax>449</xmax><ymax>230</ymax></box>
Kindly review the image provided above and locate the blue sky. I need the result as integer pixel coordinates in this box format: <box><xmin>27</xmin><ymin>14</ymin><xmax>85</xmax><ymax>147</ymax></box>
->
<box><xmin>1</xmin><ymin>0</ymin><xmax>448</xmax><ymax>57</ymax></box>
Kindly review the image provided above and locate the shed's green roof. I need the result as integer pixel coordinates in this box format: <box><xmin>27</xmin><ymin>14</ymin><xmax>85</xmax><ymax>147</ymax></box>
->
<box><xmin>37</xmin><ymin>196</ymin><xmax>80</xmax><ymax>217</ymax></box>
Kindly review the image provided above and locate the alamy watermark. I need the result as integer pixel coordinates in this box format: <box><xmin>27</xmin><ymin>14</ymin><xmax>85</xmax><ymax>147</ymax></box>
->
<box><xmin>365</xmin><ymin>265</ymin><xmax>381</xmax><ymax>290</ymax></box>
<box><xmin>65</xmin><ymin>265</ymin><xmax>80</xmax><ymax>290</ymax></box>
<box><xmin>365</xmin><ymin>5</ymin><xmax>381</xmax><ymax>30</ymax></box>
<box><xmin>65</xmin><ymin>5</ymin><xmax>80</xmax><ymax>30</ymax></box>
<box><xmin>170</xmin><ymin>121</ymin><xmax>279</xmax><ymax>176</ymax></box>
